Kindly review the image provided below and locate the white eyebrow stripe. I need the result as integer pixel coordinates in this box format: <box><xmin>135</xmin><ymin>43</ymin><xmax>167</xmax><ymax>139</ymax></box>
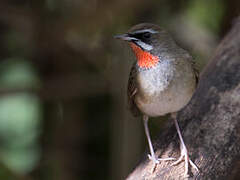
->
<box><xmin>135</xmin><ymin>41</ymin><xmax>153</xmax><ymax>51</ymax></box>
<box><xmin>133</xmin><ymin>29</ymin><xmax>158</xmax><ymax>34</ymax></box>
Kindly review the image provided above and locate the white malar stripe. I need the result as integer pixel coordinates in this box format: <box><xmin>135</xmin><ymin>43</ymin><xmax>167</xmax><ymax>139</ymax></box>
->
<box><xmin>136</xmin><ymin>41</ymin><xmax>153</xmax><ymax>51</ymax></box>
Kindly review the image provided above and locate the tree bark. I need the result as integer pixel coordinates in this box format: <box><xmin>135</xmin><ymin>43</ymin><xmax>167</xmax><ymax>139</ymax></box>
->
<box><xmin>126</xmin><ymin>17</ymin><xmax>240</xmax><ymax>180</ymax></box>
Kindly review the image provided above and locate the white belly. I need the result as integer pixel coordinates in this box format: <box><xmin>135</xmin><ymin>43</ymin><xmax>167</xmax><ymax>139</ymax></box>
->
<box><xmin>136</xmin><ymin>88</ymin><xmax>193</xmax><ymax>117</ymax></box>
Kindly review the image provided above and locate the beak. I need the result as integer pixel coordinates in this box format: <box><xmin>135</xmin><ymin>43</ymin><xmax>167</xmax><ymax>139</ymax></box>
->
<box><xmin>114</xmin><ymin>33</ymin><xmax>137</xmax><ymax>41</ymax></box>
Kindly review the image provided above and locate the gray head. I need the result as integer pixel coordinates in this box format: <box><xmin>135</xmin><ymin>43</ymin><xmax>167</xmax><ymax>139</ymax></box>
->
<box><xmin>115</xmin><ymin>23</ymin><xmax>176</xmax><ymax>55</ymax></box>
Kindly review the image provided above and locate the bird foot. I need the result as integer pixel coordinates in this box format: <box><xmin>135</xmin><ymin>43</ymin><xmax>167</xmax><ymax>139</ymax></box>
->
<box><xmin>148</xmin><ymin>154</ymin><xmax>175</xmax><ymax>164</ymax></box>
<box><xmin>148</xmin><ymin>154</ymin><xmax>175</xmax><ymax>173</ymax></box>
<box><xmin>171</xmin><ymin>147</ymin><xmax>199</xmax><ymax>177</ymax></box>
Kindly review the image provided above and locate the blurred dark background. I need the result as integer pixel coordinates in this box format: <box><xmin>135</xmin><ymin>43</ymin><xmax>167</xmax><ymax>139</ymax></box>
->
<box><xmin>0</xmin><ymin>0</ymin><xmax>239</xmax><ymax>180</ymax></box>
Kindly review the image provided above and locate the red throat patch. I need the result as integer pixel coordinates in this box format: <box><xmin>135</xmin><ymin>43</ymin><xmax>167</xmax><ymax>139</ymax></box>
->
<box><xmin>130</xmin><ymin>43</ymin><xmax>159</xmax><ymax>68</ymax></box>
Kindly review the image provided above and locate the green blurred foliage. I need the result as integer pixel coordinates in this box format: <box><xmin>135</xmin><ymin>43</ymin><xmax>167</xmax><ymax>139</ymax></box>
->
<box><xmin>186</xmin><ymin>0</ymin><xmax>225</xmax><ymax>33</ymax></box>
<box><xmin>0</xmin><ymin>59</ymin><xmax>41</xmax><ymax>174</ymax></box>
<box><xmin>0</xmin><ymin>59</ymin><xmax>40</xmax><ymax>88</ymax></box>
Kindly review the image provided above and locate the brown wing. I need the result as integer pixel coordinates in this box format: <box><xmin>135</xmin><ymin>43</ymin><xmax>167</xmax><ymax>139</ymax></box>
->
<box><xmin>127</xmin><ymin>63</ymin><xmax>141</xmax><ymax>117</ymax></box>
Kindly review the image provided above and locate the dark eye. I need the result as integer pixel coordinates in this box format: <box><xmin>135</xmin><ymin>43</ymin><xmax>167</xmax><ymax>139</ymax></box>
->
<box><xmin>142</xmin><ymin>32</ymin><xmax>151</xmax><ymax>39</ymax></box>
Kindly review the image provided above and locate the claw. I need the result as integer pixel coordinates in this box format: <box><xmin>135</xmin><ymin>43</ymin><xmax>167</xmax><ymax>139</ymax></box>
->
<box><xmin>171</xmin><ymin>146</ymin><xmax>199</xmax><ymax>176</ymax></box>
<box><xmin>148</xmin><ymin>154</ymin><xmax>175</xmax><ymax>173</ymax></box>
<box><xmin>148</xmin><ymin>154</ymin><xmax>175</xmax><ymax>164</ymax></box>
<box><xmin>158</xmin><ymin>157</ymin><xmax>176</xmax><ymax>161</ymax></box>
<box><xmin>148</xmin><ymin>154</ymin><xmax>159</xmax><ymax>164</ymax></box>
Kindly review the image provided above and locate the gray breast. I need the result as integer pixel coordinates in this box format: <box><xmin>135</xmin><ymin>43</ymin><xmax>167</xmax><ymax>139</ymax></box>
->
<box><xmin>137</xmin><ymin>60</ymin><xmax>174</xmax><ymax>97</ymax></box>
<box><xmin>135</xmin><ymin>58</ymin><xmax>195</xmax><ymax>117</ymax></box>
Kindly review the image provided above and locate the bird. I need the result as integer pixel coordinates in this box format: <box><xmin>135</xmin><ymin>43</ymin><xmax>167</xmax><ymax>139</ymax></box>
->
<box><xmin>114</xmin><ymin>23</ymin><xmax>199</xmax><ymax>176</ymax></box>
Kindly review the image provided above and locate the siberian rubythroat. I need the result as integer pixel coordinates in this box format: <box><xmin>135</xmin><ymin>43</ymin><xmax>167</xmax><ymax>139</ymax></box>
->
<box><xmin>115</xmin><ymin>23</ymin><xmax>199</xmax><ymax>176</ymax></box>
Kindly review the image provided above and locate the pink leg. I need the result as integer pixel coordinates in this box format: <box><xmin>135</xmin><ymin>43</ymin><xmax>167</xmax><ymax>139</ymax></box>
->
<box><xmin>171</xmin><ymin>115</ymin><xmax>199</xmax><ymax>176</ymax></box>
<box><xmin>143</xmin><ymin>115</ymin><xmax>175</xmax><ymax>165</ymax></box>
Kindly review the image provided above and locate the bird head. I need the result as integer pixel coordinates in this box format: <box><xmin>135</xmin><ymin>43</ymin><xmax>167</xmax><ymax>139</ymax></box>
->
<box><xmin>115</xmin><ymin>23</ymin><xmax>173</xmax><ymax>69</ymax></box>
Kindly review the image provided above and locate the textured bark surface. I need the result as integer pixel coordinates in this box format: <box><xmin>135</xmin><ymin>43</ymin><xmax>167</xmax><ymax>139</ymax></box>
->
<box><xmin>126</xmin><ymin>17</ymin><xmax>240</xmax><ymax>180</ymax></box>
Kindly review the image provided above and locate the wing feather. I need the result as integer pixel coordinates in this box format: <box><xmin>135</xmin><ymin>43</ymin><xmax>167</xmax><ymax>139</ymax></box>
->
<box><xmin>127</xmin><ymin>63</ymin><xmax>141</xmax><ymax>117</ymax></box>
